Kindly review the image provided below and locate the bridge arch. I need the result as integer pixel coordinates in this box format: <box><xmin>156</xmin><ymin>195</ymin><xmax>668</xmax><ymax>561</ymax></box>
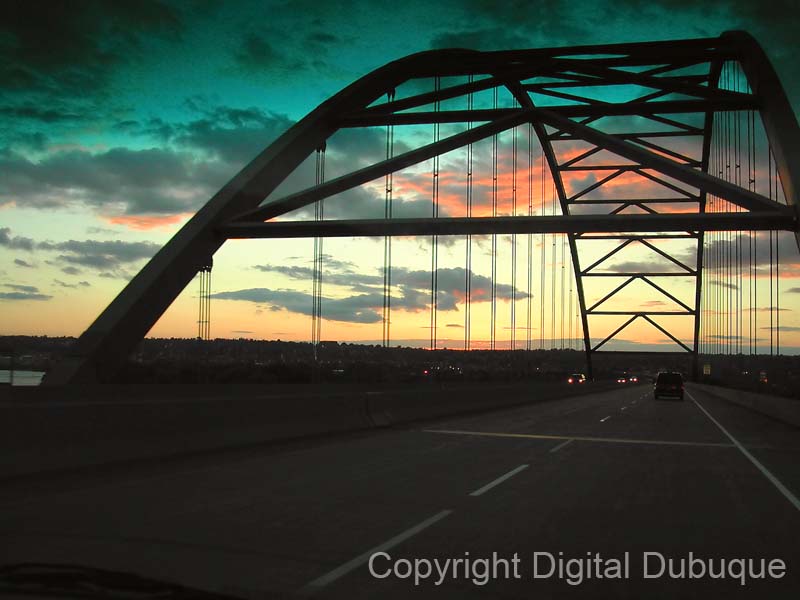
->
<box><xmin>45</xmin><ymin>31</ymin><xmax>799</xmax><ymax>384</ymax></box>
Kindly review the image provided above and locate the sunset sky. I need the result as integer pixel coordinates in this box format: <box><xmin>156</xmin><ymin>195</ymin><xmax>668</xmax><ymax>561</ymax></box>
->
<box><xmin>2</xmin><ymin>0</ymin><xmax>799</xmax><ymax>353</ymax></box>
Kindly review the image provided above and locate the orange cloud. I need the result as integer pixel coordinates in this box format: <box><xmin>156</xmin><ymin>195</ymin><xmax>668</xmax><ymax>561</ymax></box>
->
<box><xmin>106</xmin><ymin>213</ymin><xmax>192</xmax><ymax>231</ymax></box>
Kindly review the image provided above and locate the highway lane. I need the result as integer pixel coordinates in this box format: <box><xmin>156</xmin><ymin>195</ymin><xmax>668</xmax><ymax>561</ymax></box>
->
<box><xmin>1</xmin><ymin>382</ymin><xmax>798</xmax><ymax>598</ymax></box>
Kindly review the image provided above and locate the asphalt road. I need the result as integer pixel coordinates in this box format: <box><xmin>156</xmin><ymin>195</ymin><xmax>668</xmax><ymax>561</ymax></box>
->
<box><xmin>1</xmin><ymin>383</ymin><xmax>799</xmax><ymax>599</ymax></box>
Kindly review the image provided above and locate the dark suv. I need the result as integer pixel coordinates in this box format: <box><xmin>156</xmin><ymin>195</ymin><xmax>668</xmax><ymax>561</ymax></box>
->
<box><xmin>654</xmin><ymin>372</ymin><xmax>684</xmax><ymax>401</ymax></box>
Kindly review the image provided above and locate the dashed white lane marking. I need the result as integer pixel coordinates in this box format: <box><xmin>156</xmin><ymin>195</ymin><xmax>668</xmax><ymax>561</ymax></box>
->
<box><xmin>423</xmin><ymin>429</ymin><xmax>735</xmax><ymax>448</ymax></box>
<box><xmin>300</xmin><ymin>509</ymin><xmax>453</xmax><ymax>593</ymax></box>
<box><xmin>688</xmin><ymin>391</ymin><xmax>800</xmax><ymax>512</ymax></box>
<box><xmin>620</xmin><ymin>407</ymin><xmax>627</xmax><ymax>411</ymax></box>
<box><xmin>600</xmin><ymin>415</ymin><xmax>611</xmax><ymax>422</ymax></box>
<box><xmin>549</xmin><ymin>439</ymin><xmax>574</xmax><ymax>453</ymax></box>
<box><xmin>469</xmin><ymin>464</ymin><xmax>529</xmax><ymax>497</ymax></box>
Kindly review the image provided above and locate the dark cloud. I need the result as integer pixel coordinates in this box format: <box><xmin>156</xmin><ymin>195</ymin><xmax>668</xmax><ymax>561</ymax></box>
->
<box><xmin>171</xmin><ymin>107</ymin><xmax>294</xmax><ymax>166</ymax></box>
<box><xmin>85</xmin><ymin>226</ymin><xmax>119</xmax><ymax>235</ymax></box>
<box><xmin>0</xmin><ymin>227</ymin><xmax>36</xmax><ymax>251</ymax></box>
<box><xmin>254</xmin><ymin>264</ymin><xmax>379</xmax><ymax>292</ymax></box>
<box><xmin>0</xmin><ymin>105</ymin><xmax>85</xmax><ymax>124</ymax></box>
<box><xmin>232</xmin><ymin>24</ymin><xmax>340</xmax><ymax>78</ymax></box>
<box><xmin>4</xmin><ymin>106</ymin><xmax>297</xmax><ymax>219</ymax></box>
<box><xmin>110</xmin><ymin>105</ymin><xmax>295</xmax><ymax>170</ymax></box>
<box><xmin>234</xmin><ymin>33</ymin><xmax>306</xmax><ymax>75</ymax></box>
<box><xmin>212</xmin><ymin>288</ymin><xmax>384</xmax><ymax>324</ymax></box>
<box><xmin>0</xmin><ymin>146</ymin><xmax>229</xmax><ymax>215</ymax></box>
<box><xmin>0</xmin><ymin>291</ymin><xmax>51</xmax><ymax>301</ymax></box>
<box><xmin>599</xmin><ymin>232</ymin><xmax>799</xmax><ymax>277</ymax></box>
<box><xmin>703</xmin><ymin>233</ymin><xmax>800</xmax><ymax>270</ymax></box>
<box><xmin>711</xmin><ymin>279</ymin><xmax>738</xmax><ymax>290</ymax></box>
<box><xmin>3</xmin><ymin>283</ymin><xmax>38</xmax><ymax>293</ymax></box>
<box><xmin>603</xmin><ymin>259</ymin><xmax>693</xmax><ymax>274</ymax></box>
<box><xmin>99</xmin><ymin>271</ymin><xmax>129</xmax><ymax>279</ymax></box>
<box><xmin>325</xmin><ymin>127</ymin><xmax>410</xmax><ymax>169</ymax></box>
<box><xmin>13</xmin><ymin>258</ymin><xmax>34</xmax><ymax>268</ymax></box>
<box><xmin>0</xmin><ymin>0</ymin><xmax>184</xmax><ymax>104</ymax></box>
<box><xmin>306</xmin><ymin>31</ymin><xmax>341</xmax><ymax>45</ymax></box>
<box><xmin>430</xmin><ymin>27</ymin><xmax>533</xmax><ymax>51</ymax></box>
<box><xmin>430</xmin><ymin>0</ymin><xmax>592</xmax><ymax>50</ymax></box>
<box><xmin>38</xmin><ymin>239</ymin><xmax>160</xmax><ymax>271</ymax></box>
<box><xmin>0</xmin><ymin>282</ymin><xmax>50</xmax><ymax>300</ymax></box>
<box><xmin>280</xmin><ymin>184</ymin><xmax>434</xmax><ymax>222</ymax></box>
<box><xmin>1</xmin><ymin>228</ymin><xmax>159</xmax><ymax>274</ymax></box>
<box><xmin>53</xmin><ymin>279</ymin><xmax>91</xmax><ymax>288</ymax></box>
<box><xmin>240</xmin><ymin>260</ymin><xmax>530</xmax><ymax>324</ymax></box>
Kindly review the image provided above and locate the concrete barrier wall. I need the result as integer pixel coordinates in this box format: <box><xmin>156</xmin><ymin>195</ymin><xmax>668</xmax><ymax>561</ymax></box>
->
<box><xmin>689</xmin><ymin>383</ymin><xmax>800</xmax><ymax>428</ymax></box>
<box><xmin>0</xmin><ymin>380</ymin><xmax>615</xmax><ymax>480</ymax></box>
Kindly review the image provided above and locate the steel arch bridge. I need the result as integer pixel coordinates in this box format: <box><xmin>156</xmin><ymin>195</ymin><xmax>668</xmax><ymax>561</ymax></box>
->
<box><xmin>45</xmin><ymin>31</ymin><xmax>799</xmax><ymax>385</ymax></box>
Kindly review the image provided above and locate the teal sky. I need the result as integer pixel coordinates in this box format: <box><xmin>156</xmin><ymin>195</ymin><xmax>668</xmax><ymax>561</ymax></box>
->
<box><xmin>2</xmin><ymin>0</ymin><xmax>799</xmax><ymax>347</ymax></box>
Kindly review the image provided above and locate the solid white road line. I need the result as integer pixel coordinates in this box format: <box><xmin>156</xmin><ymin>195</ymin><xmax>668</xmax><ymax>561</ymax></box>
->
<box><xmin>300</xmin><ymin>509</ymin><xmax>453</xmax><ymax>593</ymax></box>
<box><xmin>423</xmin><ymin>428</ymin><xmax>735</xmax><ymax>448</ymax></box>
<box><xmin>687</xmin><ymin>391</ymin><xmax>800</xmax><ymax>512</ymax></box>
<box><xmin>469</xmin><ymin>464</ymin><xmax>529</xmax><ymax>497</ymax></box>
<box><xmin>549</xmin><ymin>439</ymin><xmax>574</xmax><ymax>453</ymax></box>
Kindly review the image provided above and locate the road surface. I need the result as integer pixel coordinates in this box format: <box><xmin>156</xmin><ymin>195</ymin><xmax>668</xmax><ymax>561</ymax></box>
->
<box><xmin>1</xmin><ymin>383</ymin><xmax>799</xmax><ymax>598</ymax></box>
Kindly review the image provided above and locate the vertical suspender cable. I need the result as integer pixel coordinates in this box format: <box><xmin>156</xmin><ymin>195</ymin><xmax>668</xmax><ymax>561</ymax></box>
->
<box><xmin>550</xmin><ymin>180</ymin><xmax>556</xmax><ymax>349</ymax></box>
<box><xmin>777</xmin><ymin>228</ymin><xmax>780</xmax><ymax>355</ymax></box>
<box><xmin>382</xmin><ymin>89</ymin><xmax>395</xmax><ymax>348</ymax></box>
<box><xmin>465</xmin><ymin>76</ymin><xmax>473</xmax><ymax>350</ymax></box>
<box><xmin>511</xmin><ymin>124</ymin><xmax>518</xmax><ymax>350</ymax></box>
<box><xmin>753</xmin><ymin>130</ymin><xmax>758</xmax><ymax>356</ymax></box>
<box><xmin>725</xmin><ymin>62</ymin><xmax>732</xmax><ymax>355</ymax></box>
<box><xmin>311</xmin><ymin>146</ymin><xmax>325</xmax><ymax>359</ymax></box>
<box><xmin>317</xmin><ymin>148</ymin><xmax>325</xmax><ymax>349</ymax></box>
<box><xmin>430</xmin><ymin>77</ymin><xmax>440</xmax><ymax>350</ymax></box>
<box><xmin>560</xmin><ymin>230</ymin><xmax>566</xmax><ymax>349</ymax></box>
<box><xmin>769</xmin><ymin>148</ymin><xmax>774</xmax><ymax>356</ymax></box>
<box><xmin>746</xmin><ymin>93</ymin><xmax>754</xmax><ymax>355</ymax></box>
<box><xmin>540</xmin><ymin>145</ymin><xmax>546</xmax><ymax>350</ymax></box>
<box><xmin>490</xmin><ymin>86</ymin><xmax>499</xmax><ymax>350</ymax></box>
<box><xmin>735</xmin><ymin>64</ymin><xmax>742</xmax><ymax>355</ymax></box>
<box><xmin>776</xmin><ymin>155</ymin><xmax>780</xmax><ymax>356</ymax></box>
<box><xmin>527</xmin><ymin>124</ymin><xmax>533</xmax><ymax>351</ymax></box>
<box><xmin>197</xmin><ymin>269</ymin><xmax>203</xmax><ymax>340</ymax></box>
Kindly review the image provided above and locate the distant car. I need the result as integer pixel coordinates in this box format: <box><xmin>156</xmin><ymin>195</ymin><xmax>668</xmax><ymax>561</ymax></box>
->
<box><xmin>568</xmin><ymin>373</ymin><xmax>587</xmax><ymax>384</ymax></box>
<box><xmin>654</xmin><ymin>372</ymin><xmax>684</xmax><ymax>400</ymax></box>
<box><xmin>628</xmin><ymin>375</ymin><xmax>639</xmax><ymax>383</ymax></box>
<box><xmin>616</xmin><ymin>375</ymin><xmax>628</xmax><ymax>384</ymax></box>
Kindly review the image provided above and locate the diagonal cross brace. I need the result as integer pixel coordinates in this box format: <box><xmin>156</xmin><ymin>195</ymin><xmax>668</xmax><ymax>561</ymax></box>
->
<box><xmin>536</xmin><ymin>109</ymin><xmax>794</xmax><ymax>215</ymax></box>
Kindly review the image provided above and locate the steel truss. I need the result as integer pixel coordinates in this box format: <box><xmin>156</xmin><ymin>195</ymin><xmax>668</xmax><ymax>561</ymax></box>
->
<box><xmin>45</xmin><ymin>31</ymin><xmax>799</xmax><ymax>384</ymax></box>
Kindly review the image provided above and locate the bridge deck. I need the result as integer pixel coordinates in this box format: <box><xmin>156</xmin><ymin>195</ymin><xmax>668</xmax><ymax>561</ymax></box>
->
<box><xmin>1</xmin><ymin>384</ymin><xmax>799</xmax><ymax>598</ymax></box>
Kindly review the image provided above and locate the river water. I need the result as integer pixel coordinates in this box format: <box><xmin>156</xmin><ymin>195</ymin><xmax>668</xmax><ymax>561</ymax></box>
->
<box><xmin>0</xmin><ymin>370</ymin><xmax>45</xmax><ymax>386</ymax></box>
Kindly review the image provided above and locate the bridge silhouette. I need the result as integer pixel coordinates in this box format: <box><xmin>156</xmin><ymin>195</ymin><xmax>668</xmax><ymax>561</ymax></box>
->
<box><xmin>43</xmin><ymin>30</ymin><xmax>798</xmax><ymax>385</ymax></box>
